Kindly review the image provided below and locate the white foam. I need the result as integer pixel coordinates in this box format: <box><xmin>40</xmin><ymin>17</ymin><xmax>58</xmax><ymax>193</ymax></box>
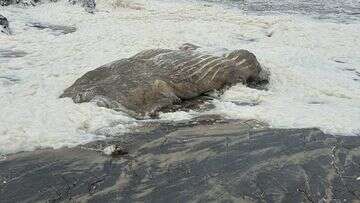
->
<box><xmin>0</xmin><ymin>0</ymin><xmax>359</xmax><ymax>154</ymax></box>
<box><xmin>159</xmin><ymin>111</ymin><xmax>195</xmax><ymax>121</ymax></box>
<box><xmin>103</xmin><ymin>145</ymin><xmax>116</xmax><ymax>155</ymax></box>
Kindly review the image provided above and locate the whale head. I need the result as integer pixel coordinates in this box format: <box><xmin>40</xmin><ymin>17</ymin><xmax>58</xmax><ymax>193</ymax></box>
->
<box><xmin>224</xmin><ymin>49</ymin><xmax>263</xmax><ymax>84</ymax></box>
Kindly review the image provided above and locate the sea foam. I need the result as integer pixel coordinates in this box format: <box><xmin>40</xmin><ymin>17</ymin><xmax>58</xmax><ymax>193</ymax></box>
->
<box><xmin>0</xmin><ymin>0</ymin><xmax>359</xmax><ymax>154</ymax></box>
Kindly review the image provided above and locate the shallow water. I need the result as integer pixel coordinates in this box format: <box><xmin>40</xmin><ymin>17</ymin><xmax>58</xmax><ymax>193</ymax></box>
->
<box><xmin>0</xmin><ymin>0</ymin><xmax>359</xmax><ymax>154</ymax></box>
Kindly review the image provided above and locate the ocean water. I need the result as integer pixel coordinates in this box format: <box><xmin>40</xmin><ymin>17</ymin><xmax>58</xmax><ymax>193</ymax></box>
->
<box><xmin>0</xmin><ymin>0</ymin><xmax>359</xmax><ymax>154</ymax></box>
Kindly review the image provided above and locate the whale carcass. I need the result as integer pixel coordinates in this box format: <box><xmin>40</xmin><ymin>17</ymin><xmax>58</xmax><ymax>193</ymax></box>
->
<box><xmin>60</xmin><ymin>44</ymin><xmax>268</xmax><ymax>117</ymax></box>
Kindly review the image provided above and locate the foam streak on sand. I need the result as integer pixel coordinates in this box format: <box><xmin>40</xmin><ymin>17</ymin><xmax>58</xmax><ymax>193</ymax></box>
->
<box><xmin>0</xmin><ymin>0</ymin><xmax>360</xmax><ymax>153</ymax></box>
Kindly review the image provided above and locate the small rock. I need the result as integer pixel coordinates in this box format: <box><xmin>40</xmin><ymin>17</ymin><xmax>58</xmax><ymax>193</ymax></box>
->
<box><xmin>103</xmin><ymin>145</ymin><xmax>128</xmax><ymax>156</ymax></box>
<box><xmin>334</xmin><ymin>59</ymin><xmax>346</xmax><ymax>64</ymax></box>
<box><xmin>265</xmin><ymin>30</ymin><xmax>274</xmax><ymax>37</ymax></box>
<box><xmin>0</xmin><ymin>14</ymin><xmax>11</xmax><ymax>35</ymax></box>
<box><xmin>19</xmin><ymin>0</ymin><xmax>40</xmax><ymax>6</ymax></box>
<box><xmin>69</xmin><ymin>0</ymin><xmax>96</xmax><ymax>13</ymax></box>
<box><xmin>0</xmin><ymin>0</ymin><xmax>12</xmax><ymax>6</ymax></box>
<box><xmin>0</xmin><ymin>154</ymin><xmax>6</xmax><ymax>161</ymax></box>
<box><xmin>0</xmin><ymin>0</ymin><xmax>40</xmax><ymax>6</ymax></box>
<box><xmin>27</xmin><ymin>22</ymin><xmax>76</xmax><ymax>35</ymax></box>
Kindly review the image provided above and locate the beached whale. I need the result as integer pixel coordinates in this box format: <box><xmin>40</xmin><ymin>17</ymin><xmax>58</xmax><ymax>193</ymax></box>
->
<box><xmin>60</xmin><ymin>44</ymin><xmax>268</xmax><ymax>117</ymax></box>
